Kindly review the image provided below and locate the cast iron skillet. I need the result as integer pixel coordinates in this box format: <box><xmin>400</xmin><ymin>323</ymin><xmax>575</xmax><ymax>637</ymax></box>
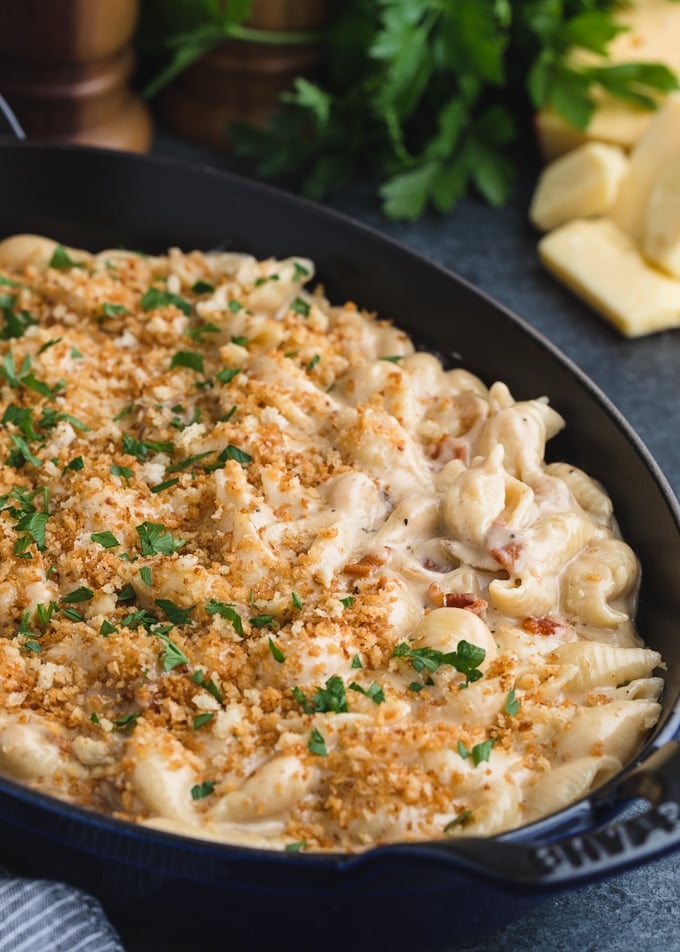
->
<box><xmin>0</xmin><ymin>142</ymin><xmax>679</xmax><ymax>951</ymax></box>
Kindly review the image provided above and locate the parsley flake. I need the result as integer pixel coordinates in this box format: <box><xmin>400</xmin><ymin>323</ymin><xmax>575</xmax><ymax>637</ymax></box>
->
<box><xmin>140</xmin><ymin>287</ymin><xmax>191</xmax><ymax>316</ymax></box>
<box><xmin>135</xmin><ymin>521</ymin><xmax>185</xmax><ymax>556</ymax></box>
<box><xmin>268</xmin><ymin>637</ymin><xmax>286</xmax><ymax>663</ymax></box>
<box><xmin>205</xmin><ymin>600</ymin><xmax>244</xmax><ymax>637</ymax></box>
<box><xmin>193</xmin><ymin>712</ymin><xmax>215</xmax><ymax>730</ymax></box>
<box><xmin>308</xmin><ymin>727</ymin><xmax>328</xmax><ymax>757</ymax></box>
<box><xmin>191</xmin><ymin>781</ymin><xmax>215</xmax><ymax>800</ymax></box>
<box><xmin>170</xmin><ymin>350</ymin><xmax>205</xmax><ymax>374</ymax></box>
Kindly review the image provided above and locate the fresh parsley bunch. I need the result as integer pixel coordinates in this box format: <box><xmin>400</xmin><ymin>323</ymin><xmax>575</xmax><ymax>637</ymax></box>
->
<box><xmin>231</xmin><ymin>0</ymin><xmax>678</xmax><ymax>219</ymax></box>
<box><xmin>142</xmin><ymin>0</ymin><xmax>679</xmax><ymax>220</ymax></box>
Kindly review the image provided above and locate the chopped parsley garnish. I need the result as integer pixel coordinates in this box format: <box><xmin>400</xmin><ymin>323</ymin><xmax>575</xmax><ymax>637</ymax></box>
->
<box><xmin>37</xmin><ymin>338</ymin><xmax>63</xmax><ymax>355</ymax></box>
<box><xmin>228</xmin><ymin>300</ymin><xmax>243</xmax><ymax>314</ymax></box>
<box><xmin>351</xmin><ymin>654</ymin><xmax>363</xmax><ymax>669</ymax></box>
<box><xmin>90</xmin><ymin>712</ymin><xmax>101</xmax><ymax>725</ymax></box>
<box><xmin>62</xmin><ymin>586</ymin><xmax>94</xmax><ymax>603</ymax></box>
<box><xmin>100</xmin><ymin>620</ymin><xmax>118</xmax><ymax>636</ymax></box>
<box><xmin>61</xmin><ymin>608</ymin><xmax>84</xmax><ymax>622</ymax></box>
<box><xmin>114</xmin><ymin>711</ymin><xmax>141</xmax><ymax>732</ymax></box>
<box><xmin>139</xmin><ymin>566</ymin><xmax>152</xmax><ymax>586</ymax></box>
<box><xmin>285</xmin><ymin>840</ymin><xmax>309</xmax><ymax>852</ymax></box>
<box><xmin>472</xmin><ymin>739</ymin><xmax>495</xmax><ymax>766</ymax></box>
<box><xmin>70</xmin><ymin>347</ymin><xmax>83</xmax><ymax>359</ymax></box>
<box><xmin>291</xmin><ymin>296</ymin><xmax>310</xmax><ymax>317</ymax></box>
<box><xmin>295</xmin><ymin>675</ymin><xmax>348</xmax><ymax>715</ymax></box>
<box><xmin>306</xmin><ymin>354</ymin><xmax>320</xmax><ymax>371</ymax></box>
<box><xmin>167</xmin><ymin>450</ymin><xmax>214</xmax><ymax>474</ymax></box>
<box><xmin>170</xmin><ymin>350</ymin><xmax>205</xmax><ymax>374</ymax></box>
<box><xmin>504</xmin><ymin>688</ymin><xmax>520</xmax><ymax>716</ymax></box>
<box><xmin>113</xmin><ymin>404</ymin><xmax>133</xmax><ymax>421</ymax></box>
<box><xmin>91</xmin><ymin>530</ymin><xmax>119</xmax><ymax>549</ymax></box>
<box><xmin>444</xmin><ymin>810</ymin><xmax>474</xmax><ymax>832</ymax></box>
<box><xmin>268</xmin><ymin>637</ymin><xmax>285</xmax><ymax>663</ymax></box>
<box><xmin>392</xmin><ymin>639</ymin><xmax>486</xmax><ymax>686</ymax></box>
<box><xmin>48</xmin><ymin>245</ymin><xmax>82</xmax><ymax>270</ymax></box>
<box><xmin>231</xmin><ymin>335</ymin><xmax>248</xmax><ymax>346</ymax></box>
<box><xmin>191</xmin><ymin>781</ymin><xmax>215</xmax><ymax>800</ymax></box>
<box><xmin>191</xmin><ymin>280</ymin><xmax>215</xmax><ymax>295</ymax></box>
<box><xmin>122</xmin><ymin>433</ymin><xmax>175</xmax><ymax>460</ymax></box>
<box><xmin>457</xmin><ymin>740</ymin><xmax>470</xmax><ymax>760</ymax></box>
<box><xmin>110</xmin><ymin>464</ymin><xmax>133</xmax><ymax>484</ymax></box>
<box><xmin>250</xmin><ymin>613</ymin><xmax>277</xmax><ymax>630</ymax></box>
<box><xmin>7</xmin><ymin>434</ymin><xmax>41</xmax><ymax>468</ymax></box>
<box><xmin>193</xmin><ymin>712</ymin><xmax>215</xmax><ymax>730</ymax></box>
<box><xmin>155</xmin><ymin>598</ymin><xmax>194</xmax><ymax>626</ymax></box>
<box><xmin>339</xmin><ymin>596</ymin><xmax>355</xmax><ymax>609</ymax></box>
<box><xmin>186</xmin><ymin>321</ymin><xmax>220</xmax><ymax>341</ymax></box>
<box><xmin>63</xmin><ymin>456</ymin><xmax>84</xmax><ymax>473</ymax></box>
<box><xmin>0</xmin><ymin>486</ymin><xmax>50</xmax><ymax>554</ymax></box>
<box><xmin>135</xmin><ymin>521</ymin><xmax>185</xmax><ymax>556</ymax></box>
<box><xmin>140</xmin><ymin>287</ymin><xmax>192</xmax><ymax>316</ymax></box>
<box><xmin>205</xmin><ymin>599</ymin><xmax>245</xmax><ymax>636</ymax></box>
<box><xmin>191</xmin><ymin>669</ymin><xmax>224</xmax><ymax>704</ymax></box>
<box><xmin>291</xmin><ymin>591</ymin><xmax>303</xmax><ymax>610</ymax></box>
<box><xmin>155</xmin><ymin>632</ymin><xmax>189</xmax><ymax>671</ymax></box>
<box><xmin>308</xmin><ymin>727</ymin><xmax>328</xmax><ymax>757</ymax></box>
<box><xmin>150</xmin><ymin>477</ymin><xmax>180</xmax><ymax>494</ymax></box>
<box><xmin>215</xmin><ymin>367</ymin><xmax>240</xmax><ymax>385</ymax></box>
<box><xmin>380</xmin><ymin>355</ymin><xmax>405</xmax><ymax>363</ymax></box>
<box><xmin>116</xmin><ymin>583</ymin><xmax>136</xmax><ymax>603</ymax></box>
<box><xmin>22</xmin><ymin>640</ymin><xmax>42</xmax><ymax>654</ymax></box>
<box><xmin>218</xmin><ymin>444</ymin><xmax>251</xmax><ymax>466</ymax></box>
<box><xmin>349</xmin><ymin>681</ymin><xmax>385</xmax><ymax>705</ymax></box>
<box><xmin>292</xmin><ymin>261</ymin><xmax>310</xmax><ymax>281</ymax></box>
<box><xmin>2</xmin><ymin>404</ymin><xmax>40</xmax><ymax>440</ymax></box>
<box><xmin>101</xmin><ymin>302</ymin><xmax>129</xmax><ymax>319</ymax></box>
<box><xmin>0</xmin><ymin>308</ymin><xmax>36</xmax><ymax>341</ymax></box>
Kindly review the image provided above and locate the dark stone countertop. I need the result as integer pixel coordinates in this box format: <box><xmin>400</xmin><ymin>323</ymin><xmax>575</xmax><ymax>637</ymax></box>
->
<box><xmin>144</xmin><ymin>130</ymin><xmax>680</xmax><ymax>952</ymax></box>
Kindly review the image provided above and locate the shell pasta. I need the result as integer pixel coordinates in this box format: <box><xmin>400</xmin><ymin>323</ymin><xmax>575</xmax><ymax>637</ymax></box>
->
<box><xmin>0</xmin><ymin>233</ymin><xmax>663</xmax><ymax>851</ymax></box>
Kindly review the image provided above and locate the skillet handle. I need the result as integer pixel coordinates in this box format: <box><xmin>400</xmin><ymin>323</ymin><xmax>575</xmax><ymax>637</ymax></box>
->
<box><xmin>405</xmin><ymin>740</ymin><xmax>680</xmax><ymax>889</ymax></box>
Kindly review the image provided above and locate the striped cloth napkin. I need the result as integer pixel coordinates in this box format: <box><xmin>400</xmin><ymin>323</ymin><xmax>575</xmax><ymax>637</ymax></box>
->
<box><xmin>0</xmin><ymin>869</ymin><xmax>123</xmax><ymax>952</ymax></box>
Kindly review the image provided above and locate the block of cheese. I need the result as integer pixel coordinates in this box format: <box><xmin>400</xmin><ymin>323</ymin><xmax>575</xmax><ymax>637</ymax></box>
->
<box><xmin>610</xmin><ymin>94</ymin><xmax>680</xmax><ymax>242</ymax></box>
<box><xmin>530</xmin><ymin>143</ymin><xmax>628</xmax><ymax>232</ymax></box>
<box><xmin>538</xmin><ymin>218</ymin><xmax>680</xmax><ymax>337</ymax></box>
<box><xmin>642</xmin><ymin>159</ymin><xmax>680</xmax><ymax>277</ymax></box>
<box><xmin>536</xmin><ymin>0</ymin><xmax>680</xmax><ymax>161</ymax></box>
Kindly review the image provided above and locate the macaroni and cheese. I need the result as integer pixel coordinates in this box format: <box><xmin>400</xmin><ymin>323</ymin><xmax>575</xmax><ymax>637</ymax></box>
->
<box><xmin>0</xmin><ymin>234</ymin><xmax>663</xmax><ymax>851</ymax></box>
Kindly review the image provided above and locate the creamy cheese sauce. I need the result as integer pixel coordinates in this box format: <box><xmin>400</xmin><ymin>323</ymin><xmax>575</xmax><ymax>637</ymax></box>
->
<box><xmin>0</xmin><ymin>235</ymin><xmax>663</xmax><ymax>851</ymax></box>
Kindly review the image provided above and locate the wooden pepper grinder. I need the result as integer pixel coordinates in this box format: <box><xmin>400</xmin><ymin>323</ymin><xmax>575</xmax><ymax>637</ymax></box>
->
<box><xmin>0</xmin><ymin>0</ymin><xmax>152</xmax><ymax>152</ymax></box>
<box><xmin>158</xmin><ymin>0</ymin><xmax>329</xmax><ymax>152</ymax></box>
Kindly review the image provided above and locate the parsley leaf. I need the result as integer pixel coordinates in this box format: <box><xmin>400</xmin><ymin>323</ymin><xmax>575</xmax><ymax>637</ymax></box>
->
<box><xmin>155</xmin><ymin>598</ymin><xmax>194</xmax><ymax>626</ymax></box>
<box><xmin>49</xmin><ymin>245</ymin><xmax>83</xmax><ymax>270</ymax></box>
<box><xmin>140</xmin><ymin>287</ymin><xmax>192</xmax><ymax>315</ymax></box>
<box><xmin>191</xmin><ymin>780</ymin><xmax>215</xmax><ymax>800</ymax></box>
<box><xmin>135</xmin><ymin>521</ymin><xmax>185</xmax><ymax>556</ymax></box>
<box><xmin>205</xmin><ymin>599</ymin><xmax>244</xmax><ymax>636</ymax></box>
<box><xmin>268</xmin><ymin>637</ymin><xmax>285</xmax><ymax>663</ymax></box>
<box><xmin>170</xmin><ymin>350</ymin><xmax>205</xmax><ymax>374</ymax></box>
<box><xmin>308</xmin><ymin>727</ymin><xmax>328</xmax><ymax>757</ymax></box>
<box><xmin>392</xmin><ymin>639</ymin><xmax>485</xmax><ymax>686</ymax></box>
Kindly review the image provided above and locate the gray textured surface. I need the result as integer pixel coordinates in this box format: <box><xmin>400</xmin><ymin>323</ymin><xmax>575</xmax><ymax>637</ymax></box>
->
<box><xmin>143</xmin><ymin>131</ymin><xmax>680</xmax><ymax>952</ymax></box>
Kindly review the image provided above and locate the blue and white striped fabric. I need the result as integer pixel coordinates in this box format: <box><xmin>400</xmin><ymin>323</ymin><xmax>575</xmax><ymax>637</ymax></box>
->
<box><xmin>0</xmin><ymin>870</ymin><xmax>123</xmax><ymax>952</ymax></box>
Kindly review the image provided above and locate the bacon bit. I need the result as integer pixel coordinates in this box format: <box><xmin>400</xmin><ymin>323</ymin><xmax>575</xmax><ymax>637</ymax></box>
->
<box><xmin>423</xmin><ymin>557</ymin><xmax>448</xmax><ymax>573</ymax></box>
<box><xmin>443</xmin><ymin>592</ymin><xmax>488</xmax><ymax>616</ymax></box>
<box><xmin>343</xmin><ymin>551</ymin><xmax>388</xmax><ymax>577</ymax></box>
<box><xmin>521</xmin><ymin>616</ymin><xmax>562</xmax><ymax>637</ymax></box>
<box><xmin>490</xmin><ymin>541</ymin><xmax>522</xmax><ymax>568</ymax></box>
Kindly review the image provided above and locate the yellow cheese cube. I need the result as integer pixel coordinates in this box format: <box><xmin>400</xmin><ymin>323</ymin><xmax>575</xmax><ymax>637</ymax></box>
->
<box><xmin>530</xmin><ymin>143</ymin><xmax>628</xmax><ymax>232</ymax></box>
<box><xmin>642</xmin><ymin>160</ymin><xmax>680</xmax><ymax>277</ymax></box>
<box><xmin>538</xmin><ymin>218</ymin><xmax>680</xmax><ymax>337</ymax></box>
<box><xmin>536</xmin><ymin>0</ymin><xmax>680</xmax><ymax>161</ymax></box>
<box><xmin>611</xmin><ymin>94</ymin><xmax>680</xmax><ymax>241</ymax></box>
